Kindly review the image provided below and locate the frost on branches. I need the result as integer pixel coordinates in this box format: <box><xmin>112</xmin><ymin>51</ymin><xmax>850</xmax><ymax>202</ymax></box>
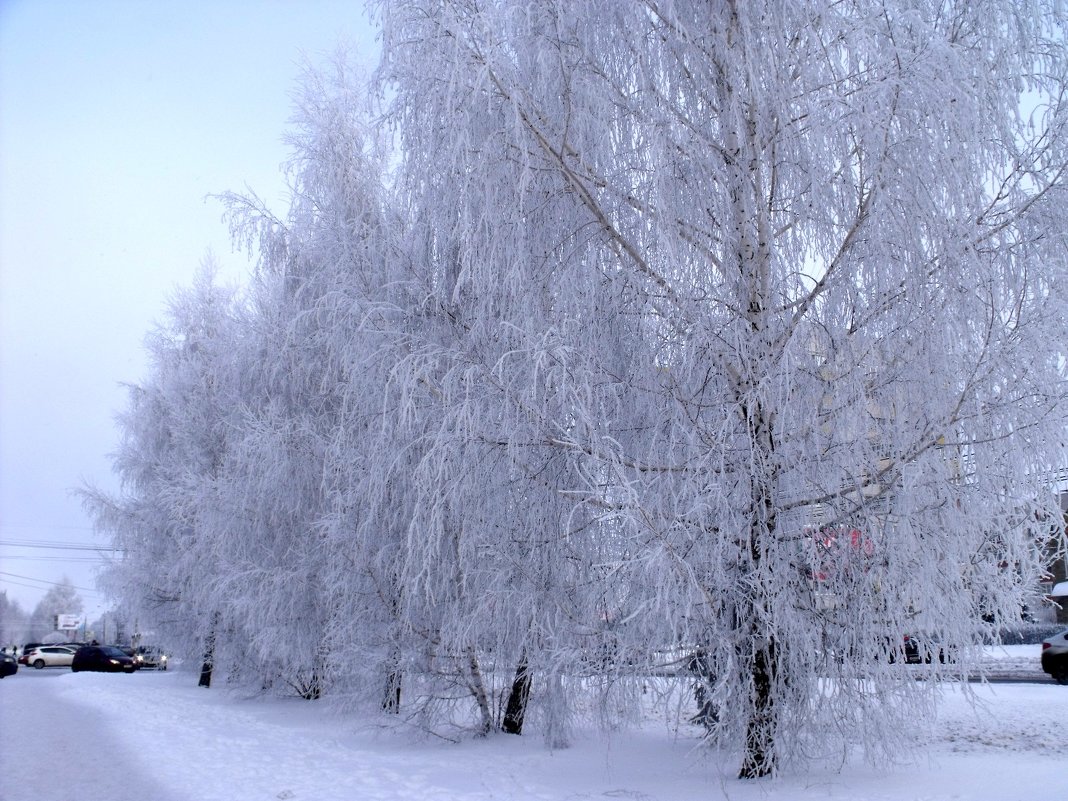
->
<box><xmin>86</xmin><ymin>1</ymin><xmax>1068</xmax><ymax>780</ymax></box>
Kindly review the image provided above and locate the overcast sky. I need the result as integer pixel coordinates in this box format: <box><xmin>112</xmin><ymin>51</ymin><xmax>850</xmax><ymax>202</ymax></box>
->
<box><xmin>0</xmin><ymin>0</ymin><xmax>378</xmax><ymax>617</ymax></box>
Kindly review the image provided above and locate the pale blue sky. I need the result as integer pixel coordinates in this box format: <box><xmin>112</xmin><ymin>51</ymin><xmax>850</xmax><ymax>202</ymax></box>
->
<box><xmin>0</xmin><ymin>0</ymin><xmax>378</xmax><ymax>615</ymax></box>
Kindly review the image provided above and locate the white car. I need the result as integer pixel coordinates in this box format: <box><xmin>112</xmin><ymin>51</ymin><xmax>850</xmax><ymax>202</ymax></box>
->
<box><xmin>135</xmin><ymin>646</ymin><xmax>168</xmax><ymax>670</ymax></box>
<box><xmin>25</xmin><ymin>645</ymin><xmax>77</xmax><ymax>669</ymax></box>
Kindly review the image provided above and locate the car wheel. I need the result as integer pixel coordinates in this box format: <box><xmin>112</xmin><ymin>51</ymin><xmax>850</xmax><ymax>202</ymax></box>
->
<box><xmin>33</xmin><ymin>659</ymin><xmax>45</xmax><ymax>669</ymax></box>
<box><xmin>1055</xmin><ymin>671</ymin><xmax>1068</xmax><ymax>686</ymax></box>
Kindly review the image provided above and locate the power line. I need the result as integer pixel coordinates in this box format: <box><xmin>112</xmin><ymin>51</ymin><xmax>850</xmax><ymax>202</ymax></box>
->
<box><xmin>0</xmin><ymin>576</ymin><xmax>59</xmax><ymax>593</ymax></box>
<box><xmin>0</xmin><ymin>571</ymin><xmax>103</xmax><ymax>595</ymax></box>
<box><xmin>0</xmin><ymin>538</ymin><xmax>122</xmax><ymax>551</ymax></box>
<box><xmin>0</xmin><ymin>555</ymin><xmax>110</xmax><ymax>563</ymax></box>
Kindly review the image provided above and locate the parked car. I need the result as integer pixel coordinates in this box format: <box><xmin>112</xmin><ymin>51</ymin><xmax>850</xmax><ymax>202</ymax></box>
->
<box><xmin>0</xmin><ymin>652</ymin><xmax>17</xmax><ymax>678</ymax></box>
<box><xmin>17</xmin><ymin>642</ymin><xmax>45</xmax><ymax>665</ymax></box>
<box><xmin>884</xmin><ymin>634</ymin><xmax>951</xmax><ymax>664</ymax></box>
<box><xmin>902</xmin><ymin>635</ymin><xmax>950</xmax><ymax>664</ymax></box>
<box><xmin>71</xmin><ymin>645</ymin><xmax>138</xmax><ymax>673</ymax></box>
<box><xmin>135</xmin><ymin>646</ymin><xmax>168</xmax><ymax>670</ymax></box>
<box><xmin>25</xmin><ymin>645</ymin><xmax>78</xmax><ymax>669</ymax></box>
<box><xmin>1040</xmin><ymin>628</ymin><xmax>1068</xmax><ymax>685</ymax></box>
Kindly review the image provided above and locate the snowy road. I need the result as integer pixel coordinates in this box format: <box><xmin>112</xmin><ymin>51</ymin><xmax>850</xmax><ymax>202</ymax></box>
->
<box><xmin>0</xmin><ymin>670</ymin><xmax>180</xmax><ymax>801</ymax></box>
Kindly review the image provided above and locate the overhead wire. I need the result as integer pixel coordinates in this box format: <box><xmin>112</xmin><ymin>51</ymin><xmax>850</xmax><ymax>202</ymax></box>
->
<box><xmin>0</xmin><ymin>538</ymin><xmax>122</xmax><ymax>552</ymax></box>
<box><xmin>0</xmin><ymin>570</ymin><xmax>103</xmax><ymax>595</ymax></box>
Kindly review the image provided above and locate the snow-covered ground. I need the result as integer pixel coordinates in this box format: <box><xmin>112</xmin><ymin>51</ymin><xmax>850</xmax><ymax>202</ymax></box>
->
<box><xmin>0</xmin><ymin>645</ymin><xmax>1061</xmax><ymax>801</ymax></box>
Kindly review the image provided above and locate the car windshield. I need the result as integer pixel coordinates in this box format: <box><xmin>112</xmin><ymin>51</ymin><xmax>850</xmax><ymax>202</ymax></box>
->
<box><xmin>100</xmin><ymin>647</ymin><xmax>128</xmax><ymax>658</ymax></box>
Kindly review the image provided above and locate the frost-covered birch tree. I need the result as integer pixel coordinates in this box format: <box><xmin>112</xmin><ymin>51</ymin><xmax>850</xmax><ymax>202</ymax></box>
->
<box><xmin>371</xmin><ymin>4</ymin><xmax>660</xmax><ymax>738</ymax></box>
<box><xmin>375</xmin><ymin>0</ymin><xmax>1068</xmax><ymax>776</ymax></box>
<box><xmin>27</xmin><ymin>578</ymin><xmax>84</xmax><ymax>640</ymax></box>
<box><xmin>83</xmin><ymin>266</ymin><xmax>245</xmax><ymax>675</ymax></box>
<box><xmin>211</xmin><ymin>62</ymin><xmax>404</xmax><ymax>698</ymax></box>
